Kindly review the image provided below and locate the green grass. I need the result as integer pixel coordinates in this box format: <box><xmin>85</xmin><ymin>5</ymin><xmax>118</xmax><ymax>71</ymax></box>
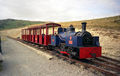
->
<box><xmin>0</xmin><ymin>19</ymin><xmax>45</xmax><ymax>30</ymax></box>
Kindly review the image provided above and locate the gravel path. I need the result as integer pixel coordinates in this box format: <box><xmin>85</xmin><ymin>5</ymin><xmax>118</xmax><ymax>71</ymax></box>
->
<box><xmin>0</xmin><ymin>37</ymin><xmax>103</xmax><ymax>76</ymax></box>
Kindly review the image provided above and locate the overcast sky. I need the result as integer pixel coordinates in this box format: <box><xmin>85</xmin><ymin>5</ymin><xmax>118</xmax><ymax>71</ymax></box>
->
<box><xmin>0</xmin><ymin>0</ymin><xmax>120</xmax><ymax>22</ymax></box>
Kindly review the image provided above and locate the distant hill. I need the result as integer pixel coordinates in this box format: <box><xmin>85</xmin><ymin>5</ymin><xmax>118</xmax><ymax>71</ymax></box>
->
<box><xmin>59</xmin><ymin>15</ymin><xmax>120</xmax><ymax>30</ymax></box>
<box><xmin>0</xmin><ymin>19</ymin><xmax>45</xmax><ymax>30</ymax></box>
<box><xmin>1</xmin><ymin>15</ymin><xmax>120</xmax><ymax>31</ymax></box>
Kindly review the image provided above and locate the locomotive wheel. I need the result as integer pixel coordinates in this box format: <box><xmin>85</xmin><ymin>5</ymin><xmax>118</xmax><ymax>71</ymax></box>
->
<box><xmin>44</xmin><ymin>46</ymin><xmax>47</xmax><ymax>50</ymax></box>
<box><xmin>68</xmin><ymin>54</ymin><xmax>73</xmax><ymax>59</ymax></box>
<box><xmin>60</xmin><ymin>43</ymin><xmax>66</xmax><ymax>51</ymax></box>
<box><xmin>47</xmin><ymin>45</ymin><xmax>53</xmax><ymax>50</ymax></box>
<box><xmin>67</xmin><ymin>47</ymin><xmax>77</xmax><ymax>64</ymax></box>
<box><xmin>60</xmin><ymin>51</ymin><xmax>63</xmax><ymax>55</ymax></box>
<box><xmin>59</xmin><ymin>43</ymin><xmax>68</xmax><ymax>56</ymax></box>
<box><xmin>67</xmin><ymin>47</ymin><xmax>78</xmax><ymax>58</ymax></box>
<box><xmin>67</xmin><ymin>47</ymin><xmax>74</xmax><ymax>57</ymax></box>
<box><xmin>68</xmin><ymin>53</ymin><xmax>75</xmax><ymax>64</ymax></box>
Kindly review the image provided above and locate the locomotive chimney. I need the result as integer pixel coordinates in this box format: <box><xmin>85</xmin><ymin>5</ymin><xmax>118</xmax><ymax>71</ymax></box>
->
<box><xmin>82</xmin><ymin>22</ymin><xmax>87</xmax><ymax>32</ymax></box>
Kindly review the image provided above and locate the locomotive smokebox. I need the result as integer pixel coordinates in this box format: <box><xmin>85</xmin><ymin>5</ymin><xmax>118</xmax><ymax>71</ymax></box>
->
<box><xmin>82</xmin><ymin>22</ymin><xmax>87</xmax><ymax>32</ymax></box>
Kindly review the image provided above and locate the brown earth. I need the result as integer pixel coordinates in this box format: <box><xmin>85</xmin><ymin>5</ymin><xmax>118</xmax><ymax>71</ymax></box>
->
<box><xmin>86</xmin><ymin>28</ymin><xmax>120</xmax><ymax>60</ymax></box>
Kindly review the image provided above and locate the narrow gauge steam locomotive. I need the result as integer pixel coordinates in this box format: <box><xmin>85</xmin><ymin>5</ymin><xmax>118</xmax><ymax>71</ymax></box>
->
<box><xmin>21</xmin><ymin>22</ymin><xmax>101</xmax><ymax>59</ymax></box>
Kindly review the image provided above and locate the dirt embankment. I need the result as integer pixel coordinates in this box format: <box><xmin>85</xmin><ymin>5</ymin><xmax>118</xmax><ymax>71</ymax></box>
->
<box><xmin>0</xmin><ymin>28</ymin><xmax>22</xmax><ymax>38</ymax></box>
<box><xmin>87</xmin><ymin>28</ymin><xmax>120</xmax><ymax>60</ymax></box>
<box><xmin>0</xmin><ymin>23</ymin><xmax>47</xmax><ymax>38</ymax></box>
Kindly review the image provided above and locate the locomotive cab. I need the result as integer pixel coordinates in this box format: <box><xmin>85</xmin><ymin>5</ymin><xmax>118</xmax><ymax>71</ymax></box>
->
<box><xmin>58</xmin><ymin>27</ymin><xmax>66</xmax><ymax>34</ymax></box>
<box><xmin>66</xmin><ymin>25</ymin><xmax>75</xmax><ymax>32</ymax></box>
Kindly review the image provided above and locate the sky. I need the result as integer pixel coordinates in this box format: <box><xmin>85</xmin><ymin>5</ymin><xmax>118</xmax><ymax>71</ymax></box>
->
<box><xmin>0</xmin><ymin>0</ymin><xmax>120</xmax><ymax>22</ymax></box>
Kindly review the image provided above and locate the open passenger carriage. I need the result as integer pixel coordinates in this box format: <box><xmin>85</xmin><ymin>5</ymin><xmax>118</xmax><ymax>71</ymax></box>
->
<box><xmin>21</xmin><ymin>23</ymin><xmax>61</xmax><ymax>46</ymax></box>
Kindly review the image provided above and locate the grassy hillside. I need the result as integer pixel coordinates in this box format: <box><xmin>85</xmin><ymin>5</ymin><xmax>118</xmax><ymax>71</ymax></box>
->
<box><xmin>1</xmin><ymin>16</ymin><xmax>120</xmax><ymax>31</ymax></box>
<box><xmin>59</xmin><ymin>15</ymin><xmax>120</xmax><ymax>30</ymax></box>
<box><xmin>0</xmin><ymin>19</ymin><xmax>45</xmax><ymax>30</ymax></box>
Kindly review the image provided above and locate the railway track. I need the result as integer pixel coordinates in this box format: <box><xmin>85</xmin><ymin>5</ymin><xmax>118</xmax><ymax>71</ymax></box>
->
<box><xmin>8</xmin><ymin>37</ymin><xmax>120</xmax><ymax>76</ymax></box>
